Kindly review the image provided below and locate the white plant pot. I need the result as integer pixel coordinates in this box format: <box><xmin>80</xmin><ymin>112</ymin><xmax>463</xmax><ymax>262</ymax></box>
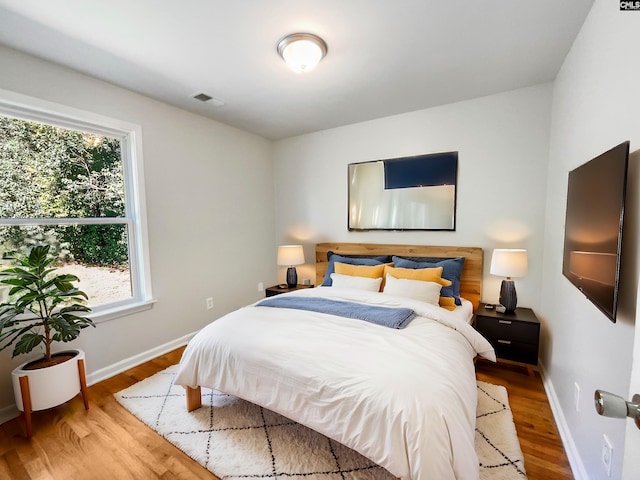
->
<box><xmin>11</xmin><ymin>349</ymin><xmax>85</xmax><ymax>412</ymax></box>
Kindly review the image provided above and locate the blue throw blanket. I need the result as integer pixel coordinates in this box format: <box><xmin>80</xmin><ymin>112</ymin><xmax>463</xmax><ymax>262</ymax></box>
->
<box><xmin>256</xmin><ymin>296</ymin><xmax>416</xmax><ymax>329</ymax></box>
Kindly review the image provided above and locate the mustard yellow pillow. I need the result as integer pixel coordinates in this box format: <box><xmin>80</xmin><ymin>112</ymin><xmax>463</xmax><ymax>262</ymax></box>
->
<box><xmin>438</xmin><ymin>296</ymin><xmax>456</xmax><ymax>311</ymax></box>
<box><xmin>334</xmin><ymin>262</ymin><xmax>386</xmax><ymax>279</ymax></box>
<box><xmin>384</xmin><ymin>265</ymin><xmax>452</xmax><ymax>287</ymax></box>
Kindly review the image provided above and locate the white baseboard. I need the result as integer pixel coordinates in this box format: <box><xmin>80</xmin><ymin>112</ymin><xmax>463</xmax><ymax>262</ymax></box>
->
<box><xmin>86</xmin><ymin>331</ymin><xmax>196</xmax><ymax>386</ymax></box>
<box><xmin>0</xmin><ymin>404</ymin><xmax>19</xmax><ymax>426</ymax></box>
<box><xmin>538</xmin><ymin>360</ymin><xmax>589</xmax><ymax>480</ymax></box>
<box><xmin>0</xmin><ymin>332</ymin><xmax>197</xmax><ymax>427</ymax></box>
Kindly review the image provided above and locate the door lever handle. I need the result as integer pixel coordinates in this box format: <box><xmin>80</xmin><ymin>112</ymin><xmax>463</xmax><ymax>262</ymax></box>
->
<box><xmin>594</xmin><ymin>390</ymin><xmax>640</xmax><ymax>429</ymax></box>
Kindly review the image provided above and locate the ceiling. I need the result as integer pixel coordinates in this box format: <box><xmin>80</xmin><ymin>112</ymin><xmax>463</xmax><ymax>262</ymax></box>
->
<box><xmin>0</xmin><ymin>0</ymin><xmax>594</xmax><ymax>140</ymax></box>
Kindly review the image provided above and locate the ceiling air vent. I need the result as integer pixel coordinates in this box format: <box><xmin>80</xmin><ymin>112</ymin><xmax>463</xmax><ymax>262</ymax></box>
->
<box><xmin>192</xmin><ymin>93</ymin><xmax>226</xmax><ymax>107</ymax></box>
<box><xmin>193</xmin><ymin>93</ymin><xmax>213</xmax><ymax>102</ymax></box>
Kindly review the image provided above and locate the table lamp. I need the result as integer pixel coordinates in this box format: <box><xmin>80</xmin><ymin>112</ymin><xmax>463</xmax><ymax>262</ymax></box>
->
<box><xmin>277</xmin><ymin>245</ymin><xmax>305</xmax><ymax>287</ymax></box>
<box><xmin>490</xmin><ymin>249</ymin><xmax>528</xmax><ymax>313</ymax></box>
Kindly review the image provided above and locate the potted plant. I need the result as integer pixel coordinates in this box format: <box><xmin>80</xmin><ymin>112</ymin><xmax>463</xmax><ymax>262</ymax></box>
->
<box><xmin>0</xmin><ymin>244</ymin><xmax>94</xmax><ymax>437</ymax></box>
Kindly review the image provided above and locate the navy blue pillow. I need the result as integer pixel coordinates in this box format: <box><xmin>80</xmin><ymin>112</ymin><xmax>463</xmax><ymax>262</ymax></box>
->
<box><xmin>392</xmin><ymin>256</ymin><xmax>465</xmax><ymax>305</ymax></box>
<box><xmin>321</xmin><ymin>253</ymin><xmax>390</xmax><ymax>286</ymax></box>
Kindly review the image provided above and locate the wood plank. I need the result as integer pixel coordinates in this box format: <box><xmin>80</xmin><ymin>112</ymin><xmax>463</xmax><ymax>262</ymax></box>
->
<box><xmin>1</xmin><ymin>450</ymin><xmax>31</xmax><ymax>480</ymax></box>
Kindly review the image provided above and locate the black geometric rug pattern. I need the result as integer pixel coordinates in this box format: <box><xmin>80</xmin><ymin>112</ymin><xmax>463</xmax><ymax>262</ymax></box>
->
<box><xmin>115</xmin><ymin>365</ymin><xmax>526</xmax><ymax>480</ymax></box>
<box><xmin>475</xmin><ymin>382</ymin><xmax>527</xmax><ymax>478</ymax></box>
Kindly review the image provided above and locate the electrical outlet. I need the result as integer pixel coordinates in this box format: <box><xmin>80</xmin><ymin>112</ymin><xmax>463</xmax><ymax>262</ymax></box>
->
<box><xmin>601</xmin><ymin>434</ymin><xmax>613</xmax><ymax>477</ymax></box>
<box><xmin>206</xmin><ymin>297</ymin><xmax>214</xmax><ymax>310</ymax></box>
<box><xmin>574</xmin><ymin>382</ymin><xmax>580</xmax><ymax>412</ymax></box>
<box><xmin>258</xmin><ymin>282</ymin><xmax>264</xmax><ymax>292</ymax></box>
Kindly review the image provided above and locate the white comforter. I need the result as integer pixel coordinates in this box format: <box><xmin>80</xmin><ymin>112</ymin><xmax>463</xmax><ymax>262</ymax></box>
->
<box><xmin>174</xmin><ymin>287</ymin><xmax>496</xmax><ymax>480</ymax></box>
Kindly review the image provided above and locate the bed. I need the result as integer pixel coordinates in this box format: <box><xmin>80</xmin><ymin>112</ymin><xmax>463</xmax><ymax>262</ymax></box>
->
<box><xmin>174</xmin><ymin>243</ymin><xmax>495</xmax><ymax>480</ymax></box>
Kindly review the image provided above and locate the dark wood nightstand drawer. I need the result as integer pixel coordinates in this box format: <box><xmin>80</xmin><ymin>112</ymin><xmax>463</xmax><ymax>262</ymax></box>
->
<box><xmin>475</xmin><ymin>315</ymin><xmax>539</xmax><ymax>345</ymax></box>
<box><xmin>492</xmin><ymin>339</ymin><xmax>538</xmax><ymax>365</ymax></box>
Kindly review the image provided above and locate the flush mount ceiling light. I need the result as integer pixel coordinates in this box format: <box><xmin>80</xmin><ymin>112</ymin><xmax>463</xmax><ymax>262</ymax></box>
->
<box><xmin>277</xmin><ymin>33</ymin><xmax>327</xmax><ymax>73</ymax></box>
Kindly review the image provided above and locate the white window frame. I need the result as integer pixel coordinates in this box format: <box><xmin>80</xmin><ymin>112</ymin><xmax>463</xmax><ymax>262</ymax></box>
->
<box><xmin>0</xmin><ymin>88</ymin><xmax>154</xmax><ymax>322</ymax></box>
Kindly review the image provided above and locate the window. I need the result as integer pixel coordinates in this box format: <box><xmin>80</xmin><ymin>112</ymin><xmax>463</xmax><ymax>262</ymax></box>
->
<box><xmin>0</xmin><ymin>90</ymin><xmax>153</xmax><ymax>321</ymax></box>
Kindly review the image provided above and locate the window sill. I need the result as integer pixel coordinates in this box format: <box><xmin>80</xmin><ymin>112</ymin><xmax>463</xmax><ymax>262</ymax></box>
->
<box><xmin>92</xmin><ymin>298</ymin><xmax>157</xmax><ymax>323</ymax></box>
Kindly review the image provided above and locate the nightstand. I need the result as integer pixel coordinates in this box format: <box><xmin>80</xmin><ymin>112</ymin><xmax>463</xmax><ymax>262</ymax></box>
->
<box><xmin>265</xmin><ymin>284</ymin><xmax>314</xmax><ymax>297</ymax></box>
<box><xmin>474</xmin><ymin>303</ymin><xmax>540</xmax><ymax>376</ymax></box>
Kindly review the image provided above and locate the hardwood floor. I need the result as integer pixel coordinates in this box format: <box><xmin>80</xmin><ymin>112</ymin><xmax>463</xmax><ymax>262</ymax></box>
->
<box><xmin>0</xmin><ymin>348</ymin><xmax>573</xmax><ymax>479</ymax></box>
<box><xmin>476</xmin><ymin>359</ymin><xmax>574</xmax><ymax>479</ymax></box>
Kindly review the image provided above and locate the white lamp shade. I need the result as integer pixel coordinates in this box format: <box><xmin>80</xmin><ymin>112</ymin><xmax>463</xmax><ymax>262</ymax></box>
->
<box><xmin>277</xmin><ymin>245</ymin><xmax>305</xmax><ymax>266</ymax></box>
<box><xmin>490</xmin><ymin>249</ymin><xmax>528</xmax><ymax>278</ymax></box>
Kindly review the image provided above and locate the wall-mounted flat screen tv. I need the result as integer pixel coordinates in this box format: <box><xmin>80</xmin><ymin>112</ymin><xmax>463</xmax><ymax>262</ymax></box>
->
<box><xmin>562</xmin><ymin>141</ymin><xmax>630</xmax><ymax>322</ymax></box>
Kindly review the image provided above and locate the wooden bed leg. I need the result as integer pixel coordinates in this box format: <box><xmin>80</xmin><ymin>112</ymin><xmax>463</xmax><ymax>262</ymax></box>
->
<box><xmin>186</xmin><ymin>386</ymin><xmax>202</xmax><ymax>412</ymax></box>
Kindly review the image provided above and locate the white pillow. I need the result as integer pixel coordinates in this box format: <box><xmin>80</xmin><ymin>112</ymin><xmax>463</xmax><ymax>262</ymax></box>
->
<box><xmin>383</xmin><ymin>274</ymin><xmax>442</xmax><ymax>305</ymax></box>
<box><xmin>330</xmin><ymin>273</ymin><xmax>383</xmax><ymax>292</ymax></box>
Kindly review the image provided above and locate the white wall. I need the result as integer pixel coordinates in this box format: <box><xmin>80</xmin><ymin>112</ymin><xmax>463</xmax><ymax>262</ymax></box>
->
<box><xmin>5</xmin><ymin>7</ymin><xmax>636</xmax><ymax>476</ymax></box>
<box><xmin>0</xmin><ymin>45</ymin><xmax>276</xmax><ymax>416</ymax></box>
<box><xmin>540</xmin><ymin>1</ymin><xmax>640</xmax><ymax>479</ymax></box>
<box><xmin>273</xmin><ymin>84</ymin><xmax>552</xmax><ymax>304</ymax></box>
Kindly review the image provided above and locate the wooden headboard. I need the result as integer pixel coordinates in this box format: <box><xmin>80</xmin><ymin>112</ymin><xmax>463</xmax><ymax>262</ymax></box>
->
<box><xmin>315</xmin><ymin>243</ymin><xmax>483</xmax><ymax>311</ymax></box>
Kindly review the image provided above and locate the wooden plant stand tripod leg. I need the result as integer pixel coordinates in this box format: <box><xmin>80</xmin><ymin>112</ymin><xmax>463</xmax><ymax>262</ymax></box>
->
<box><xmin>77</xmin><ymin>358</ymin><xmax>90</xmax><ymax>410</ymax></box>
<box><xmin>18</xmin><ymin>375</ymin><xmax>33</xmax><ymax>439</ymax></box>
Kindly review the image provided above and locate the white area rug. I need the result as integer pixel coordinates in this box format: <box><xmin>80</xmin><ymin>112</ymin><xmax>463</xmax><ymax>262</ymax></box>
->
<box><xmin>115</xmin><ymin>365</ymin><xmax>526</xmax><ymax>479</ymax></box>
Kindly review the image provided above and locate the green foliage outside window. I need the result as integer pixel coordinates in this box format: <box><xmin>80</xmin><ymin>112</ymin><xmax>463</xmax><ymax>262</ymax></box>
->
<box><xmin>0</xmin><ymin>116</ymin><xmax>127</xmax><ymax>266</ymax></box>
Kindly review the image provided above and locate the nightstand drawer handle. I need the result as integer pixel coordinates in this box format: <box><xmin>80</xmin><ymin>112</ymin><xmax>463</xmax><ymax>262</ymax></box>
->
<box><xmin>497</xmin><ymin>339</ymin><xmax>512</xmax><ymax>345</ymax></box>
<box><xmin>498</xmin><ymin>320</ymin><xmax>512</xmax><ymax>325</ymax></box>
